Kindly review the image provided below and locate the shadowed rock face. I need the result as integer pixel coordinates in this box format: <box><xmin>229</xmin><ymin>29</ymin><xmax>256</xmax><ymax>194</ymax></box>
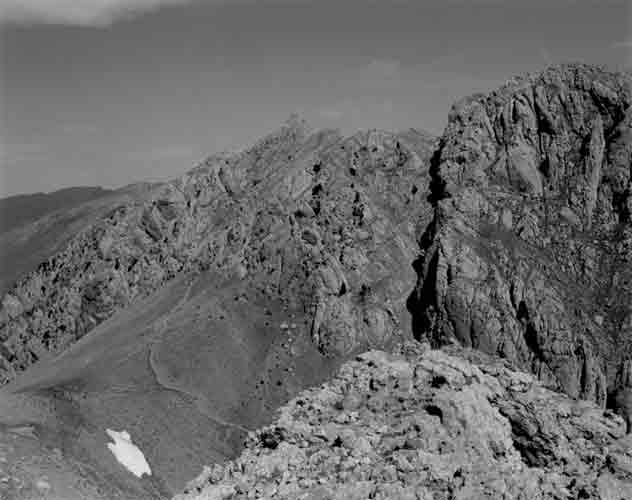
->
<box><xmin>409</xmin><ymin>64</ymin><xmax>632</xmax><ymax>416</ymax></box>
<box><xmin>174</xmin><ymin>344</ymin><xmax>632</xmax><ymax>500</ymax></box>
<box><xmin>0</xmin><ymin>117</ymin><xmax>435</xmax><ymax>386</ymax></box>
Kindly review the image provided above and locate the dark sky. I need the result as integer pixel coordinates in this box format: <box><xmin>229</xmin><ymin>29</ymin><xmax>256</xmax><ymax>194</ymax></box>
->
<box><xmin>1</xmin><ymin>0</ymin><xmax>630</xmax><ymax>196</ymax></box>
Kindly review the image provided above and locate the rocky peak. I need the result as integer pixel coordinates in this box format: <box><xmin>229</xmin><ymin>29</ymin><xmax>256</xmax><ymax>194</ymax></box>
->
<box><xmin>281</xmin><ymin>113</ymin><xmax>311</xmax><ymax>135</ymax></box>
<box><xmin>436</xmin><ymin>63</ymin><xmax>630</xmax><ymax>203</ymax></box>
<box><xmin>174</xmin><ymin>343</ymin><xmax>632</xmax><ymax>500</ymax></box>
<box><xmin>409</xmin><ymin>64</ymin><xmax>632</xmax><ymax>419</ymax></box>
<box><xmin>0</xmin><ymin>123</ymin><xmax>436</xmax><ymax>384</ymax></box>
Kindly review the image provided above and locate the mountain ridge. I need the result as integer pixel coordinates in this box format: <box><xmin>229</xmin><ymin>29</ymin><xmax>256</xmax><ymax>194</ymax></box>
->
<box><xmin>0</xmin><ymin>120</ymin><xmax>436</xmax><ymax>498</ymax></box>
<box><xmin>409</xmin><ymin>62</ymin><xmax>632</xmax><ymax>420</ymax></box>
<box><xmin>1</xmin><ymin>63</ymin><xmax>631</xmax><ymax>500</ymax></box>
<box><xmin>0</xmin><ymin>123</ymin><xmax>436</xmax><ymax>385</ymax></box>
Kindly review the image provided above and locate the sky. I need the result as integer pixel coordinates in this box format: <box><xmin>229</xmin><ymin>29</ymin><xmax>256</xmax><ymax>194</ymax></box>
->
<box><xmin>0</xmin><ymin>0</ymin><xmax>630</xmax><ymax>197</ymax></box>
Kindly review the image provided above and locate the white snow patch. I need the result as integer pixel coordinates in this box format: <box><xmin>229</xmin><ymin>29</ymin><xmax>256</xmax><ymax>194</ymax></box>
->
<box><xmin>106</xmin><ymin>429</ymin><xmax>152</xmax><ymax>478</ymax></box>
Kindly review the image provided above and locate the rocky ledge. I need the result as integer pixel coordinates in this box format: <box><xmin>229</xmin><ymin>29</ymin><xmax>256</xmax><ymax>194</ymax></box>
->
<box><xmin>174</xmin><ymin>343</ymin><xmax>632</xmax><ymax>500</ymax></box>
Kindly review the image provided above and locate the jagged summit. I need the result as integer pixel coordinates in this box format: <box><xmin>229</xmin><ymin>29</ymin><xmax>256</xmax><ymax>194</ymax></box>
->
<box><xmin>496</xmin><ymin>62</ymin><xmax>629</xmax><ymax>95</ymax></box>
<box><xmin>448</xmin><ymin>63</ymin><xmax>629</xmax><ymax>116</ymax></box>
<box><xmin>245</xmin><ymin>113</ymin><xmax>313</xmax><ymax>156</ymax></box>
<box><xmin>0</xmin><ymin>121</ymin><xmax>436</xmax><ymax>385</ymax></box>
<box><xmin>409</xmin><ymin>63</ymin><xmax>632</xmax><ymax>418</ymax></box>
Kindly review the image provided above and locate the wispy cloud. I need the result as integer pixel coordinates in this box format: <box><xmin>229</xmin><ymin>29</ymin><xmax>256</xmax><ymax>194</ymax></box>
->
<box><xmin>0</xmin><ymin>0</ymin><xmax>199</xmax><ymax>27</ymax></box>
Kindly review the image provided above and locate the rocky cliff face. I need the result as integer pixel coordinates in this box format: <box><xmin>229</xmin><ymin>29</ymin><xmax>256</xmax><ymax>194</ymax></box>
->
<box><xmin>174</xmin><ymin>343</ymin><xmax>632</xmax><ymax>500</ymax></box>
<box><xmin>0</xmin><ymin>117</ymin><xmax>435</xmax><ymax>384</ymax></box>
<box><xmin>409</xmin><ymin>64</ymin><xmax>632</xmax><ymax>418</ymax></box>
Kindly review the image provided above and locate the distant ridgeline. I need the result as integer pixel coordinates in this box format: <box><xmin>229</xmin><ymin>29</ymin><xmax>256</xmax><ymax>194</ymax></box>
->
<box><xmin>0</xmin><ymin>187</ymin><xmax>112</xmax><ymax>235</ymax></box>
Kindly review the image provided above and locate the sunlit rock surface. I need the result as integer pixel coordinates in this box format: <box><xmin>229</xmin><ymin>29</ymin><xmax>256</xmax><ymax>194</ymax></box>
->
<box><xmin>175</xmin><ymin>343</ymin><xmax>632</xmax><ymax>500</ymax></box>
<box><xmin>409</xmin><ymin>64</ymin><xmax>632</xmax><ymax>417</ymax></box>
<box><xmin>0</xmin><ymin>117</ymin><xmax>435</xmax><ymax>384</ymax></box>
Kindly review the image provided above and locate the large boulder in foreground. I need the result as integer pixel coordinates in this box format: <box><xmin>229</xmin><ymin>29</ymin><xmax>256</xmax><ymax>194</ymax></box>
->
<box><xmin>409</xmin><ymin>64</ymin><xmax>632</xmax><ymax>411</ymax></box>
<box><xmin>174</xmin><ymin>343</ymin><xmax>632</xmax><ymax>500</ymax></box>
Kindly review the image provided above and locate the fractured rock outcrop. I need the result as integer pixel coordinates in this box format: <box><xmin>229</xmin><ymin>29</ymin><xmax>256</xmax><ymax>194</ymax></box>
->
<box><xmin>0</xmin><ymin>118</ymin><xmax>435</xmax><ymax>383</ymax></box>
<box><xmin>409</xmin><ymin>64</ymin><xmax>632</xmax><ymax>411</ymax></box>
<box><xmin>174</xmin><ymin>343</ymin><xmax>632</xmax><ymax>500</ymax></box>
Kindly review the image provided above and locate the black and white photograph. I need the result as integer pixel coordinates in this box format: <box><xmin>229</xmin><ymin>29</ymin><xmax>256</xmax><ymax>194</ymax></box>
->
<box><xmin>0</xmin><ymin>1</ymin><xmax>631</xmax><ymax>498</ymax></box>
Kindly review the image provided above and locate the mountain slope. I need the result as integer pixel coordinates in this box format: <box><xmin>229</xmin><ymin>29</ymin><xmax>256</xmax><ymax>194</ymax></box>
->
<box><xmin>0</xmin><ymin>187</ymin><xmax>112</xmax><ymax>235</ymax></box>
<box><xmin>1</xmin><ymin>272</ymin><xmax>339</xmax><ymax>498</ymax></box>
<box><xmin>0</xmin><ymin>184</ymin><xmax>154</xmax><ymax>295</ymax></box>
<box><xmin>174</xmin><ymin>343</ymin><xmax>632</xmax><ymax>500</ymax></box>
<box><xmin>0</xmin><ymin>119</ymin><xmax>436</xmax><ymax>497</ymax></box>
<box><xmin>409</xmin><ymin>64</ymin><xmax>632</xmax><ymax>415</ymax></box>
<box><xmin>0</xmin><ymin>120</ymin><xmax>435</xmax><ymax>385</ymax></box>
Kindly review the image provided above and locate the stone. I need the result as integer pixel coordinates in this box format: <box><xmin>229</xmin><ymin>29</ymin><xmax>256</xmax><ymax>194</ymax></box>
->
<box><xmin>500</xmin><ymin>209</ymin><xmax>513</xmax><ymax>230</ymax></box>
<box><xmin>1</xmin><ymin>295</ymin><xmax>23</xmax><ymax>320</ymax></box>
<box><xmin>0</xmin><ymin>123</ymin><xmax>436</xmax><ymax>383</ymax></box>
<box><xmin>173</xmin><ymin>344</ymin><xmax>631</xmax><ymax>500</ymax></box>
<box><xmin>409</xmin><ymin>64</ymin><xmax>632</xmax><ymax>409</ymax></box>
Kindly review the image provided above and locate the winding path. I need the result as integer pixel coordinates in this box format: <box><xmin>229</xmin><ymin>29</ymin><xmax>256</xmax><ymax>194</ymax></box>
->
<box><xmin>146</xmin><ymin>276</ymin><xmax>252</xmax><ymax>434</ymax></box>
